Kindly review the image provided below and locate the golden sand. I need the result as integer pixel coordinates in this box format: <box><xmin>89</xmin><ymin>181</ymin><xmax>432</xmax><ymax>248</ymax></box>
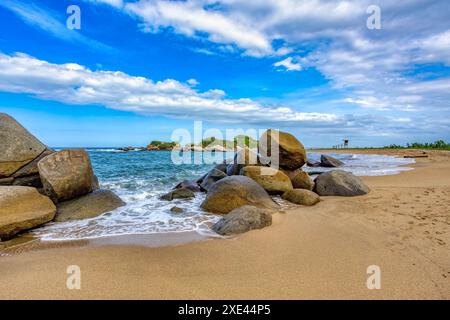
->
<box><xmin>0</xmin><ymin>149</ymin><xmax>448</xmax><ymax>299</ymax></box>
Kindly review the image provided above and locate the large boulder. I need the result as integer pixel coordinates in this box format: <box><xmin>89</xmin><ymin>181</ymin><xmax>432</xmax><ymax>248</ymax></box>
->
<box><xmin>0</xmin><ymin>186</ymin><xmax>56</xmax><ymax>240</ymax></box>
<box><xmin>38</xmin><ymin>149</ymin><xmax>95</xmax><ymax>202</ymax></box>
<box><xmin>320</xmin><ymin>154</ymin><xmax>344</xmax><ymax>167</ymax></box>
<box><xmin>240</xmin><ymin>166</ymin><xmax>292</xmax><ymax>195</ymax></box>
<box><xmin>201</xmin><ymin>176</ymin><xmax>279</xmax><ymax>214</ymax></box>
<box><xmin>160</xmin><ymin>188</ymin><xmax>195</xmax><ymax>201</ymax></box>
<box><xmin>0</xmin><ymin>113</ymin><xmax>47</xmax><ymax>177</ymax></box>
<box><xmin>259</xmin><ymin>129</ymin><xmax>307</xmax><ymax>170</ymax></box>
<box><xmin>200</xmin><ymin>168</ymin><xmax>227</xmax><ymax>191</ymax></box>
<box><xmin>283</xmin><ymin>169</ymin><xmax>314</xmax><ymax>190</ymax></box>
<box><xmin>54</xmin><ymin>189</ymin><xmax>125</xmax><ymax>222</ymax></box>
<box><xmin>212</xmin><ymin>205</ymin><xmax>272</xmax><ymax>235</ymax></box>
<box><xmin>282</xmin><ymin>189</ymin><xmax>320</xmax><ymax>206</ymax></box>
<box><xmin>314</xmin><ymin>170</ymin><xmax>370</xmax><ymax>196</ymax></box>
<box><xmin>226</xmin><ymin>147</ymin><xmax>260</xmax><ymax>176</ymax></box>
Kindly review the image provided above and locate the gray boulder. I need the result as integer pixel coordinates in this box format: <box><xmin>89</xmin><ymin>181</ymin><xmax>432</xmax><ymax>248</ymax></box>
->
<box><xmin>200</xmin><ymin>168</ymin><xmax>227</xmax><ymax>192</ymax></box>
<box><xmin>161</xmin><ymin>188</ymin><xmax>195</xmax><ymax>201</ymax></box>
<box><xmin>54</xmin><ymin>189</ymin><xmax>125</xmax><ymax>222</ymax></box>
<box><xmin>320</xmin><ymin>155</ymin><xmax>344</xmax><ymax>167</ymax></box>
<box><xmin>201</xmin><ymin>176</ymin><xmax>279</xmax><ymax>214</ymax></box>
<box><xmin>174</xmin><ymin>180</ymin><xmax>201</xmax><ymax>192</ymax></box>
<box><xmin>38</xmin><ymin>149</ymin><xmax>95</xmax><ymax>202</ymax></box>
<box><xmin>212</xmin><ymin>205</ymin><xmax>272</xmax><ymax>235</ymax></box>
<box><xmin>170</xmin><ymin>206</ymin><xmax>184</xmax><ymax>214</ymax></box>
<box><xmin>306</xmin><ymin>160</ymin><xmax>321</xmax><ymax>167</ymax></box>
<box><xmin>314</xmin><ymin>170</ymin><xmax>370</xmax><ymax>196</ymax></box>
<box><xmin>0</xmin><ymin>113</ymin><xmax>47</xmax><ymax>177</ymax></box>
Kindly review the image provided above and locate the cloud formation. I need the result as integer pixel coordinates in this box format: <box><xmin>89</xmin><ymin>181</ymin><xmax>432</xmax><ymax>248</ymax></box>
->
<box><xmin>0</xmin><ymin>53</ymin><xmax>339</xmax><ymax>126</ymax></box>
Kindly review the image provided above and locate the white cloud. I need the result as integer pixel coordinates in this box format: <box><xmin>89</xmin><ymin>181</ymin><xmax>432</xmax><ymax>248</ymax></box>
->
<box><xmin>274</xmin><ymin>57</ymin><xmax>302</xmax><ymax>71</ymax></box>
<box><xmin>87</xmin><ymin>0</ymin><xmax>124</xmax><ymax>8</ymax></box>
<box><xmin>125</xmin><ymin>0</ymin><xmax>273</xmax><ymax>57</ymax></box>
<box><xmin>0</xmin><ymin>53</ymin><xmax>339</xmax><ymax>126</ymax></box>
<box><xmin>186</xmin><ymin>79</ymin><xmax>199</xmax><ymax>87</ymax></box>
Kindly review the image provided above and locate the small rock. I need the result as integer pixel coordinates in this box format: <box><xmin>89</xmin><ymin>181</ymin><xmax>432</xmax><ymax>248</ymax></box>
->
<box><xmin>212</xmin><ymin>205</ymin><xmax>272</xmax><ymax>235</ymax></box>
<box><xmin>320</xmin><ymin>155</ymin><xmax>344</xmax><ymax>167</ymax></box>
<box><xmin>170</xmin><ymin>206</ymin><xmax>184</xmax><ymax>213</ymax></box>
<box><xmin>282</xmin><ymin>189</ymin><xmax>320</xmax><ymax>206</ymax></box>
<box><xmin>161</xmin><ymin>188</ymin><xmax>195</xmax><ymax>201</ymax></box>
<box><xmin>174</xmin><ymin>180</ymin><xmax>201</xmax><ymax>192</ymax></box>
<box><xmin>306</xmin><ymin>160</ymin><xmax>321</xmax><ymax>167</ymax></box>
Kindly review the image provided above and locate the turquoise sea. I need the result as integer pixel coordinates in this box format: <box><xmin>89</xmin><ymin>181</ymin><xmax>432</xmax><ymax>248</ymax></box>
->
<box><xmin>31</xmin><ymin>150</ymin><xmax>415</xmax><ymax>240</ymax></box>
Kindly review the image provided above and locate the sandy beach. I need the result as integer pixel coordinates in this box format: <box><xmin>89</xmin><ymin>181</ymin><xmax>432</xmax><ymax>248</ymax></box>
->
<box><xmin>0</xmin><ymin>149</ymin><xmax>449</xmax><ymax>300</ymax></box>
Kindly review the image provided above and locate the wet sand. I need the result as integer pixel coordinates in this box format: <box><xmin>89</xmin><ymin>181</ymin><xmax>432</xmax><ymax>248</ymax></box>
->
<box><xmin>0</xmin><ymin>149</ymin><xmax>449</xmax><ymax>299</ymax></box>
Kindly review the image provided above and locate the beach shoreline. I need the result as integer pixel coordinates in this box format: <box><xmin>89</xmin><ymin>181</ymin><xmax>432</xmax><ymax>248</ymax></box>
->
<box><xmin>0</xmin><ymin>149</ymin><xmax>449</xmax><ymax>299</ymax></box>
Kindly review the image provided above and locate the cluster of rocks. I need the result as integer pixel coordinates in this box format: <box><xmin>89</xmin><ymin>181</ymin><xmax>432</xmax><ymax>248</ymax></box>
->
<box><xmin>164</xmin><ymin>129</ymin><xmax>370</xmax><ymax>236</ymax></box>
<box><xmin>0</xmin><ymin>113</ymin><xmax>125</xmax><ymax>240</ymax></box>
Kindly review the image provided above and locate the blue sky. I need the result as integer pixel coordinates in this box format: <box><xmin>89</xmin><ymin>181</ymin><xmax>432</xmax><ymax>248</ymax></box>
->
<box><xmin>0</xmin><ymin>0</ymin><xmax>449</xmax><ymax>147</ymax></box>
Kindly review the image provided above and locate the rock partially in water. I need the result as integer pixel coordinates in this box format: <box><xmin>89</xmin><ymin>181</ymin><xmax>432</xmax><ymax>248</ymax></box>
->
<box><xmin>174</xmin><ymin>180</ymin><xmax>201</xmax><ymax>192</ymax></box>
<box><xmin>320</xmin><ymin>154</ymin><xmax>344</xmax><ymax>168</ymax></box>
<box><xmin>240</xmin><ymin>166</ymin><xmax>293</xmax><ymax>195</ymax></box>
<box><xmin>314</xmin><ymin>170</ymin><xmax>370</xmax><ymax>196</ymax></box>
<box><xmin>0</xmin><ymin>186</ymin><xmax>56</xmax><ymax>240</ymax></box>
<box><xmin>201</xmin><ymin>176</ymin><xmax>279</xmax><ymax>214</ymax></box>
<box><xmin>38</xmin><ymin>149</ymin><xmax>96</xmax><ymax>202</ymax></box>
<box><xmin>54</xmin><ymin>189</ymin><xmax>125</xmax><ymax>222</ymax></box>
<box><xmin>200</xmin><ymin>168</ymin><xmax>227</xmax><ymax>192</ymax></box>
<box><xmin>161</xmin><ymin>188</ymin><xmax>195</xmax><ymax>201</ymax></box>
<box><xmin>0</xmin><ymin>113</ymin><xmax>47</xmax><ymax>178</ymax></box>
<box><xmin>170</xmin><ymin>206</ymin><xmax>184</xmax><ymax>214</ymax></box>
<box><xmin>306</xmin><ymin>160</ymin><xmax>321</xmax><ymax>167</ymax></box>
<box><xmin>282</xmin><ymin>189</ymin><xmax>320</xmax><ymax>206</ymax></box>
<box><xmin>212</xmin><ymin>205</ymin><xmax>272</xmax><ymax>235</ymax></box>
<box><xmin>226</xmin><ymin>147</ymin><xmax>260</xmax><ymax>176</ymax></box>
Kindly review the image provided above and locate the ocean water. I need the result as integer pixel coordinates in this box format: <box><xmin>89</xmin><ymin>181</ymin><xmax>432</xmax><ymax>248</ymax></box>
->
<box><xmin>31</xmin><ymin>150</ymin><xmax>414</xmax><ymax>241</ymax></box>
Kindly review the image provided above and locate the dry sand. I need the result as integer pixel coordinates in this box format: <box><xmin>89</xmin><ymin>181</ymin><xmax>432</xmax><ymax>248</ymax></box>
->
<box><xmin>0</xmin><ymin>149</ymin><xmax>449</xmax><ymax>299</ymax></box>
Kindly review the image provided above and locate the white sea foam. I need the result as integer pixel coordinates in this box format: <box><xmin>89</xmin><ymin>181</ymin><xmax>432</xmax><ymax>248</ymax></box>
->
<box><xmin>31</xmin><ymin>151</ymin><xmax>414</xmax><ymax>241</ymax></box>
